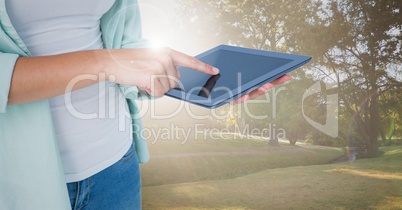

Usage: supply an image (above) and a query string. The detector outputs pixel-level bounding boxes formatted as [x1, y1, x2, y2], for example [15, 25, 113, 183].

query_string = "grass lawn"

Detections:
[141, 142, 402, 210]
[141, 138, 344, 186]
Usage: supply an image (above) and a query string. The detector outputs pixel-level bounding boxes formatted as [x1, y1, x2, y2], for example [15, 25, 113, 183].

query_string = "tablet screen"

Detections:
[177, 49, 293, 99]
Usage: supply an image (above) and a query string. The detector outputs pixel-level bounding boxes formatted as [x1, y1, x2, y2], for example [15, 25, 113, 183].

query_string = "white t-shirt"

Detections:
[6, 0, 133, 183]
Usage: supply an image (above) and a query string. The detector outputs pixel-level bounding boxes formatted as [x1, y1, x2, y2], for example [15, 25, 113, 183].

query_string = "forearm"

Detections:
[7, 47, 218, 105]
[8, 50, 105, 104]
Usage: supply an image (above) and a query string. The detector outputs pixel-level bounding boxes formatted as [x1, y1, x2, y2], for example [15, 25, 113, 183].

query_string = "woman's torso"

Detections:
[5, 0, 133, 182]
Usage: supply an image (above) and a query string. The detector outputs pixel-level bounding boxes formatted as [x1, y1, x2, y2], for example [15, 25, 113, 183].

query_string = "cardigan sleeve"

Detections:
[101, 0, 150, 49]
[0, 52, 19, 113]
[117, 0, 150, 49]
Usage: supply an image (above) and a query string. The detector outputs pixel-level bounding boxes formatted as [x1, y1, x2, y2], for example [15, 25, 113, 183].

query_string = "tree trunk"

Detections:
[288, 137, 297, 146]
[379, 129, 387, 146]
[367, 92, 380, 157]
[269, 126, 280, 146]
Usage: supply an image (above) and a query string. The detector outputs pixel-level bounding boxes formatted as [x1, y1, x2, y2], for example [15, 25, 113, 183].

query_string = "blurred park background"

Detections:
[137, 0, 402, 209]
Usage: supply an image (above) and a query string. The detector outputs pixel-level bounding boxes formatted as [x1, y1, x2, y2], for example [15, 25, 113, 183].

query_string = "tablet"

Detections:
[165, 45, 311, 109]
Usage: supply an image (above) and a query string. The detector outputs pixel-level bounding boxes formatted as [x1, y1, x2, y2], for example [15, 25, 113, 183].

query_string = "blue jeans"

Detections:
[67, 143, 141, 210]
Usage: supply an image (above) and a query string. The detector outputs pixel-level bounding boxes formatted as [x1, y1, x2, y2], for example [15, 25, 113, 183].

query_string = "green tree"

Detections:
[176, 0, 326, 145]
[176, 0, 322, 53]
[176, 0, 402, 157]
[378, 89, 402, 144]
[299, 0, 402, 157]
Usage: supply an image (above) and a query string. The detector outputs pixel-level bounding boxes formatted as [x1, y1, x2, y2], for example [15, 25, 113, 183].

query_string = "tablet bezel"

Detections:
[165, 45, 311, 109]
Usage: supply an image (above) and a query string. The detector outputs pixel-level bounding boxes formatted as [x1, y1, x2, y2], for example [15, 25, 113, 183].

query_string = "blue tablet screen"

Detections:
[177, 50, 292, 99]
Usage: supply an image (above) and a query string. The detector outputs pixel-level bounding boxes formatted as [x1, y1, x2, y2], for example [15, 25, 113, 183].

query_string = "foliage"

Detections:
[175, 0, 402, 157]
[308, 0, 402, 157]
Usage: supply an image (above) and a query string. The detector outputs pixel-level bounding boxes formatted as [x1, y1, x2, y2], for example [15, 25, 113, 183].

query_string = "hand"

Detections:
[103, 48, 219, 97]
[9, 48, 218, 104]
[230, 74, 291, 104]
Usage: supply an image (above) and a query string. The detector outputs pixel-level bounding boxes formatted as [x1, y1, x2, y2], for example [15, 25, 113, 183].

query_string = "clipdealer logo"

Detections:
[302, 81, 339, 138]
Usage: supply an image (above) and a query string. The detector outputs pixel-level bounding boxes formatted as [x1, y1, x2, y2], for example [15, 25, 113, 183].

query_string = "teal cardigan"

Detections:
[0, 0, 151, 209]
